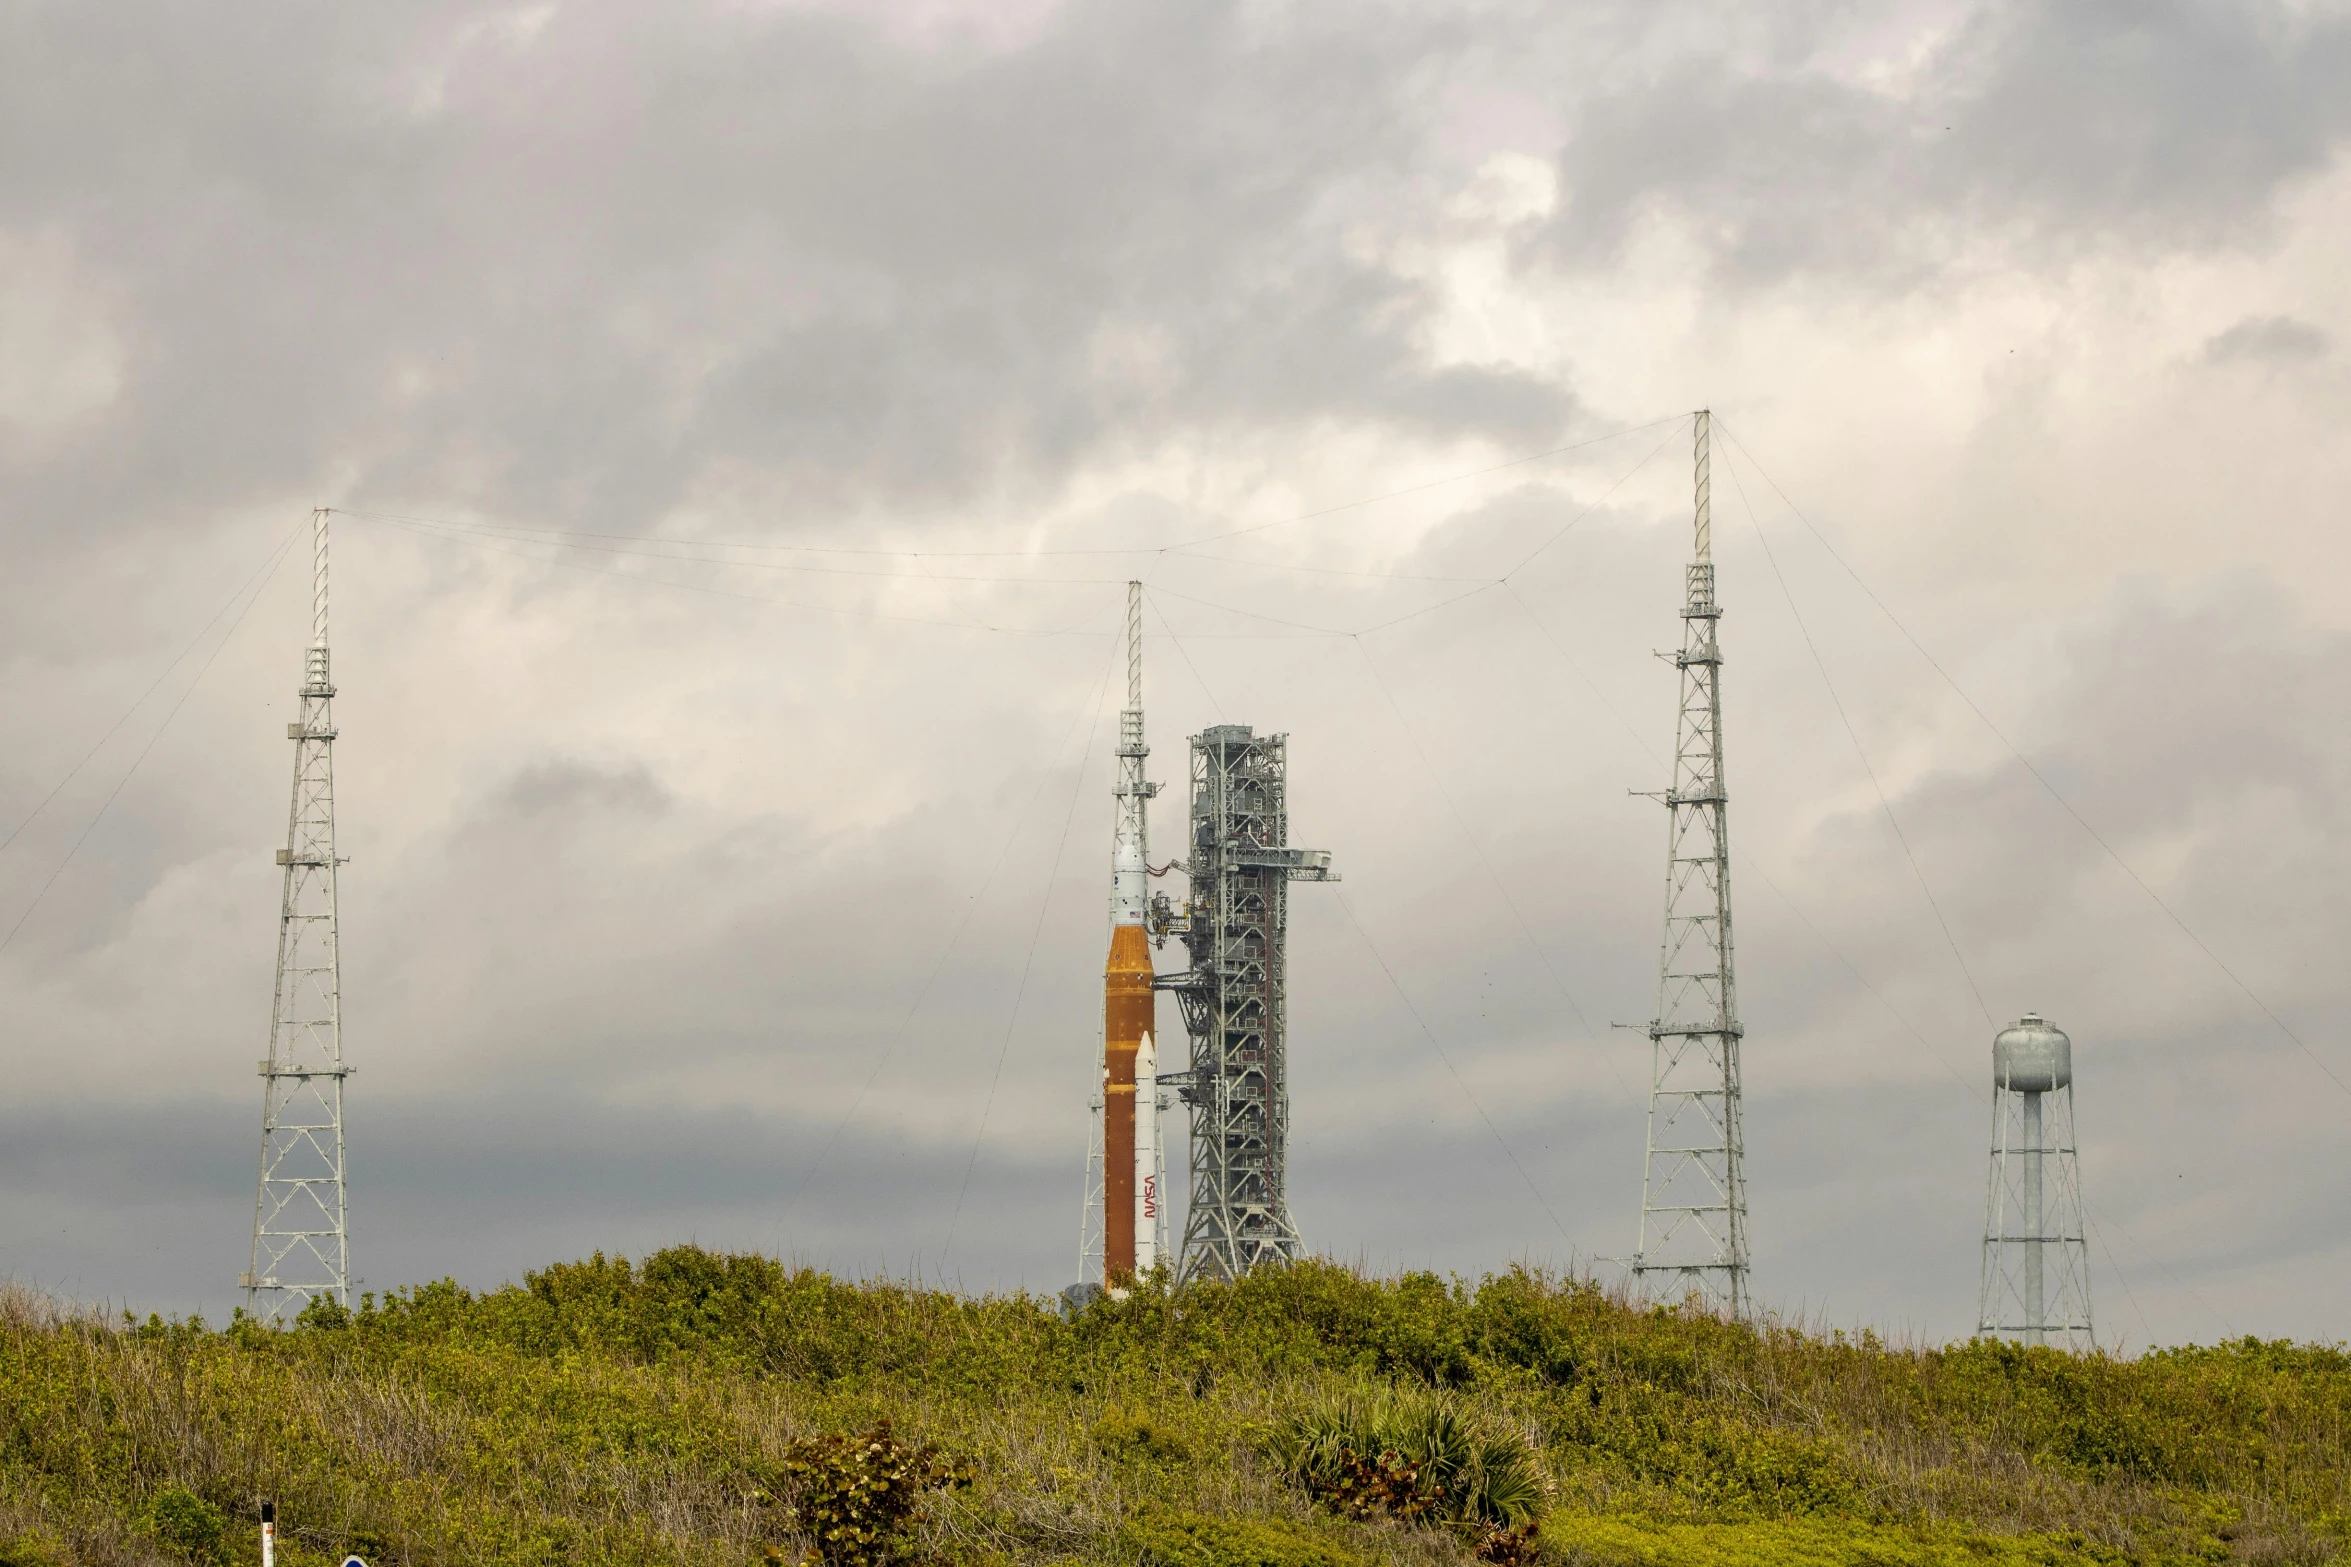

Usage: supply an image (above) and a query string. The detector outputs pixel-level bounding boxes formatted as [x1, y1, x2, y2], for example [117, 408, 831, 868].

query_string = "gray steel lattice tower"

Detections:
[242, 509, 350, 1322]
[1156, 725, 1335, 1282]
[1978, 1015, 2094, 1348]
[1633, 410, 1751, 1317]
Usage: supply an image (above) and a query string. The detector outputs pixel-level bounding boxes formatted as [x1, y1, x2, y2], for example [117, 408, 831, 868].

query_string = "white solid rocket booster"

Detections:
[1134, 1029, 1159, 1273]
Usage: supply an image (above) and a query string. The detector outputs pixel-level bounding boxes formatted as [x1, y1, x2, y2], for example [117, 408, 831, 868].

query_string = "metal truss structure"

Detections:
[1076, 1063, 1105, 1284]
[1633, 411, 1751, 1318]
[1077, 1059, 1171, 1283]
[242, 509, 350, 1322]
[1978, 1015, 2094, 1348]
[1152, 724, 1335, 1283]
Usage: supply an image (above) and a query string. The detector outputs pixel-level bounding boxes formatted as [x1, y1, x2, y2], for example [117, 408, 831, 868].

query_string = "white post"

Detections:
[2023, 1088, 2045, 1342]
[261, 1501, 276, 1567]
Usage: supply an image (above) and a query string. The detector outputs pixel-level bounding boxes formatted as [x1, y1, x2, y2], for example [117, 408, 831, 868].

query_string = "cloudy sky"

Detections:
[2, 0, 2347, 1347]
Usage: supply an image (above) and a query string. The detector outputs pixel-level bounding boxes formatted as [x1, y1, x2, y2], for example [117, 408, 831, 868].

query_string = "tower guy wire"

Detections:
[0, 520, 309, 866]
[1349, 634, 1603, 1047]
[1714, 421, 2350, 1102]
[940, 632, 1127, 1266]
[777, 625, 1127, 1242]
[1149, 592, 1581, 1250]
[1330, 887, 1576, 1247]
[1717, 445, 1996, 1031]
[0, 522, 309, 960]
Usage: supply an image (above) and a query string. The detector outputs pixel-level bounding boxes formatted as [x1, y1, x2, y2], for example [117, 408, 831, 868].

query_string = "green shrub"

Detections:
[1542, 1512, 2130, 1566]
[1095, 1408, 1192, 1464]
[781, 1419, 970, 1567]
[1, 1252, 2346, 1567]
[136, 1485, 227, 1563]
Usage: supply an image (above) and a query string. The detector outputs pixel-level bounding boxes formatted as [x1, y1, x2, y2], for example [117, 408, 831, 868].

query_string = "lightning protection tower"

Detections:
[242, 508, 351, 1322]
[1978, 1014, 2094, 1348]
[1155, 724, 1336, 1283]
[1632, 410, 1751, 1318]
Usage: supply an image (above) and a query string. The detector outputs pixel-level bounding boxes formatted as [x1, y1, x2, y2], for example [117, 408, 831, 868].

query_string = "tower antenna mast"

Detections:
[242, 508, 351, 1321]
[1632, 410, 1751, 1316]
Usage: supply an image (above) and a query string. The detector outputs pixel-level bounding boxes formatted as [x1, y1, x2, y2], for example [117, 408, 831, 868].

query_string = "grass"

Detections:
[0, 1249, 2343, 1566]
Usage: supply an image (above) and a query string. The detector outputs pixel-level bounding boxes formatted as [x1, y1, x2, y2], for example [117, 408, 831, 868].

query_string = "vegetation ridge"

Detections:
[0, 1250, 2343, 1566]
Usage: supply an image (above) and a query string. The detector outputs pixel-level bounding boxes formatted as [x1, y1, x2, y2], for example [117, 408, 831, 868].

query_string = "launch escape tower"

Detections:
[1978, 1015, 2094, 1347]
[243, 509, 351, 1321]
[1154, 725, 1336, 1283]
[1632, 410, 1752, 1317]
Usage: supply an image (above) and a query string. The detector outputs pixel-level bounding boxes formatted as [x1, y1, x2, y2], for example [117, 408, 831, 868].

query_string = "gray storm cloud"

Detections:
[0, 0, 2347, 1347]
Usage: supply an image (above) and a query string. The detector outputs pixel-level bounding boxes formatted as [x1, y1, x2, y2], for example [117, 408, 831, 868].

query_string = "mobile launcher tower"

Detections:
[1977, 1014, 2094, 1348]
[1152, 724, 1337, 1283]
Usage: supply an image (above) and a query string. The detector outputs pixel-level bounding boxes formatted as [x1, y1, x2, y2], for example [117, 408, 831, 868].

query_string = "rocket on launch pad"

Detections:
[1104, 581, 1161, 1286]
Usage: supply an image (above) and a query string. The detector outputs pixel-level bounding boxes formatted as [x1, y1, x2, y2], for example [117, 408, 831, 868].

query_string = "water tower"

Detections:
[1976, 1014, 2094, 1348]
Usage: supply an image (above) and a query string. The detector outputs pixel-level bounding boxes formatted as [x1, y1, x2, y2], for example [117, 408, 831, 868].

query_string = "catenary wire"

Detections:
[379, 509, 1490, 585]
[339, 510, 1112, 637]
[344, 410, 1690, 643]
[1162, 551, 1493, 584]
[1142, 578, 1503, 640]
[330, 413, 1686, 567]
[367, 510, 1390, 640]
[1498, 417, 1694, 582]
[1163, 414, 1690, 552]
[339, 507, 1126, 586]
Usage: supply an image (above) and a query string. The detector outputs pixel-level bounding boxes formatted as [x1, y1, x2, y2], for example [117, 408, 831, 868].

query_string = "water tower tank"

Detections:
[1993, 1014, 2071, 1092]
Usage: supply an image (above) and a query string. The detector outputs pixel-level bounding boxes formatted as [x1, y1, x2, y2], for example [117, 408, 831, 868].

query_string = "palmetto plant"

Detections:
[1268, 1386, 1547, 1557]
